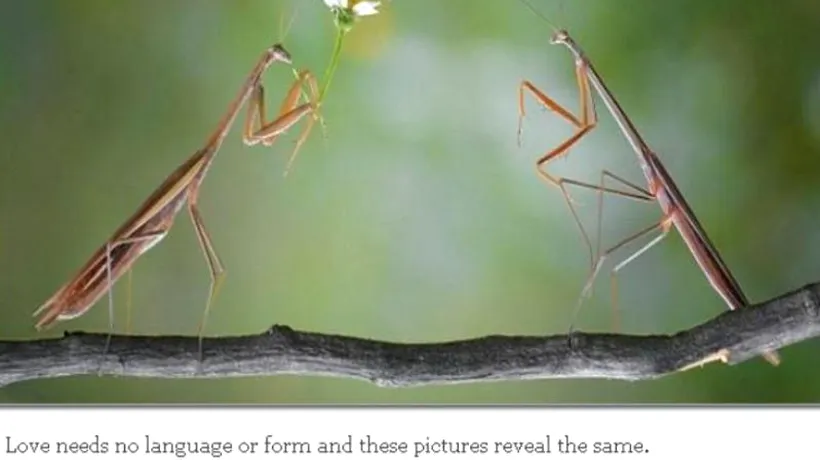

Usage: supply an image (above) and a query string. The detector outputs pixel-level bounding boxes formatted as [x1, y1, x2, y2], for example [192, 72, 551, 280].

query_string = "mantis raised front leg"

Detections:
[244, 70, 322, 177]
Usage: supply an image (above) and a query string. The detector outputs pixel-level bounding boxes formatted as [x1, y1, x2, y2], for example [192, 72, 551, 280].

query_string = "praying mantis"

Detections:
[517, 21, 781, 365]
[33, 40, 321, 360]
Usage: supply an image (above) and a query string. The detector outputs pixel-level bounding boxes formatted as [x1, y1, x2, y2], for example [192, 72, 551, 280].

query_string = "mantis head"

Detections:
[268, 43, 292, 65]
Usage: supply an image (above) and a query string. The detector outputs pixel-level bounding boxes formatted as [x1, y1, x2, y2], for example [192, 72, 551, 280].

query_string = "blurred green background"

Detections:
[1, 0, 820, 403]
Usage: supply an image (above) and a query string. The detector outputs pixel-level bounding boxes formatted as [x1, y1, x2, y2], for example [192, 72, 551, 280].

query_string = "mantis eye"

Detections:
[549, 29, 570, 45]
[270, 44, 292, 64]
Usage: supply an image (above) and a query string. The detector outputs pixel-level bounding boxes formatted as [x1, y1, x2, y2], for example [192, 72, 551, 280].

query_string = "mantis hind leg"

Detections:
[98, 230, 168, 373]
[186, 199, 226, 365]
[568, 214, 672, 336]
[125, 268, 133, 335]
[593, 170, 657, 331]
[527, 167, 656, 332]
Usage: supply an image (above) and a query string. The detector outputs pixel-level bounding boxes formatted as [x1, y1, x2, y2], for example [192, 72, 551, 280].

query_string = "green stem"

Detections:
[318, 26, 347, 105]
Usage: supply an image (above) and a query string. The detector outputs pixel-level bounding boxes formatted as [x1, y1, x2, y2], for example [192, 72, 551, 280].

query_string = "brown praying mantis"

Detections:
[33, 40, 321, 360]
[517, 19, 781, 365]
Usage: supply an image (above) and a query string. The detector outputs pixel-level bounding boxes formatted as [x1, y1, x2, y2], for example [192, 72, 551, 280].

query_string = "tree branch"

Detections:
[2, 281, 819, 389]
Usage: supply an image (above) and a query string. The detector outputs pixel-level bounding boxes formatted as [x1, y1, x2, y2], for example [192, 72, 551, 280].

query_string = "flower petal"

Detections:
[352, 1, 380, 16]
[323, 0, 347, 9]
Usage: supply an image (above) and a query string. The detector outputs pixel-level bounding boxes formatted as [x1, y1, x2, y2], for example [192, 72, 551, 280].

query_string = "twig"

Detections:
[2, 281, 819, 388]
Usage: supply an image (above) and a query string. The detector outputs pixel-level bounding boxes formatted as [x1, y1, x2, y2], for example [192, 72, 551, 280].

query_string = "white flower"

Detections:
[323, 0, 381, 20]
[350, 1, 380, 16]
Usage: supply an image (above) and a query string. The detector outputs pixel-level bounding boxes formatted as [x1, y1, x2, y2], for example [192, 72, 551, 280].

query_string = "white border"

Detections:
[1, 407, 813, 459]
